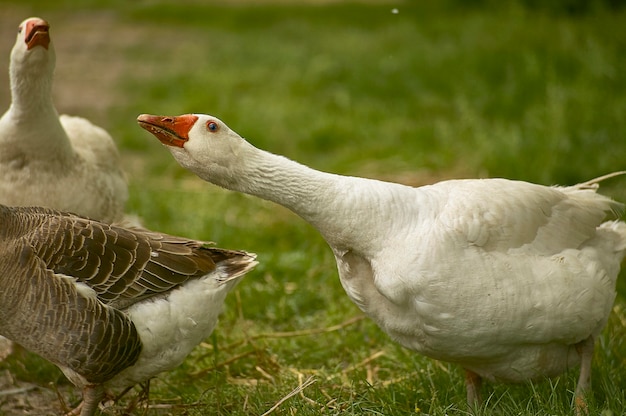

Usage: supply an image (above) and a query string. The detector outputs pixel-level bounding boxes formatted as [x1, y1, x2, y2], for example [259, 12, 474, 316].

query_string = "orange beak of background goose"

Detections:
[25, 18, 50, 50]
[137, 114, 198, 148]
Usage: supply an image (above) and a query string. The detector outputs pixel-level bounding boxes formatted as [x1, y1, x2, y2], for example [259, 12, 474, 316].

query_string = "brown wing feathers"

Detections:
[17, 208, 224, 308]
[0, 245, 142, 384]
[0, 205, 252, 312]
[0, 205, 255, 387]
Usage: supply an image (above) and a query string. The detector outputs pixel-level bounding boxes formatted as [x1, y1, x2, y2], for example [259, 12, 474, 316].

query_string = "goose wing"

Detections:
[434, 178, 620, 253]
[19, 207, 226, 309]
[0, 243, 141, 384]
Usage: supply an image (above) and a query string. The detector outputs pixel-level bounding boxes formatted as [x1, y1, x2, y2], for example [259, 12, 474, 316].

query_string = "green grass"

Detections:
[1, 1, 626, 415]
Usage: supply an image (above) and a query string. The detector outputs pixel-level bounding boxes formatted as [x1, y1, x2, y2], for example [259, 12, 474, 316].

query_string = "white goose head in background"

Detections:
[138, 112, 626, 416]
[21, 17, 51, 50]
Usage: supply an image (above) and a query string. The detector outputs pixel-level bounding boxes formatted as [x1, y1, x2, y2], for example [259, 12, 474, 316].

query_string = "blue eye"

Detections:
[207, 121, 219, 132]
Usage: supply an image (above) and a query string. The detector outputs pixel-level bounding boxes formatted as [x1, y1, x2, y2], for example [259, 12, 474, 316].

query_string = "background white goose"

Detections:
[138, 112, 626, 415]
[0, 17, 128, 223]
[0, 204, 257, 416]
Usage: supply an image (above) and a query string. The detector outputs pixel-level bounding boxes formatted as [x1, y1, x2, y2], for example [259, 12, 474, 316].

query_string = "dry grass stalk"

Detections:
[260, 376, 317, 416]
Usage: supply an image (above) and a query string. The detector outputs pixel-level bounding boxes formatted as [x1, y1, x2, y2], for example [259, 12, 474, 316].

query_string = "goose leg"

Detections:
[122, 380, 151, 414]
[465, 369, 482, 409]
[140, 379, 151, 408]
[574, 336, 594, 416]
[80, 384, 105, 416]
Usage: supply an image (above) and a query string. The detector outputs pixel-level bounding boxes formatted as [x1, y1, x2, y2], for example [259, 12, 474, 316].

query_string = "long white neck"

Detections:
[1, 47, 73, 160]
[179, 139, 416, 253]
[9, 66, 54, 120]
[233, 150, 340, 220]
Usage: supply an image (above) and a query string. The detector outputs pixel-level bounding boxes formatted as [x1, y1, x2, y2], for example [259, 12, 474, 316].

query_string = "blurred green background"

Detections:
[0, 1, 625, 415]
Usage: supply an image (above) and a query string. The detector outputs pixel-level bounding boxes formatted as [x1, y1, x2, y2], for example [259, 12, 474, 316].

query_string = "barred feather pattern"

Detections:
[0, 204, 256, 396]
[0, 245, 141, 383]
[2, 205, 250, 309]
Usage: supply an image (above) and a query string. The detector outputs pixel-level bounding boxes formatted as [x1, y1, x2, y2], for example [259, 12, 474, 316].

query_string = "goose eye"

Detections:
[207, 121, 219, 132]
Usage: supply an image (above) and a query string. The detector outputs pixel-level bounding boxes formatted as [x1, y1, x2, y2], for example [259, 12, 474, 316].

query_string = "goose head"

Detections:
[21, 17, 51, 50]
[137, 113, 252, 189]
[11, 17, 54, 72]
[7, 17, 56, 115]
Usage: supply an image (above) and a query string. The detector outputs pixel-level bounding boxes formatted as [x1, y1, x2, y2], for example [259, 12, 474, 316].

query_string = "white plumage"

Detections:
[0, 17, 127, 223]
[138, 113, 626, 414]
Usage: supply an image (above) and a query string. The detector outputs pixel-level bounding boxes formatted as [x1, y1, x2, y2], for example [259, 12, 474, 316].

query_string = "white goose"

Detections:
[138, 113, 626, 414]
[0, 17, 128, 223]
[0, 204, 257, 416]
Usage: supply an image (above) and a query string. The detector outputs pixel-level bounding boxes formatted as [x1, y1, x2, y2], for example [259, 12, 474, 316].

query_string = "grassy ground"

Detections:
[0, 1, 625, 415]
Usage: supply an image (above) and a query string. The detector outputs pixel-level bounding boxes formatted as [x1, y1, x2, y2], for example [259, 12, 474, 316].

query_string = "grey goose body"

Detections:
[0, 205, 257, 416]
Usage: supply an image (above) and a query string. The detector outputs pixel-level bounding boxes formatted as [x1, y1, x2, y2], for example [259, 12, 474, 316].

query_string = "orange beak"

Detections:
[137, 114, 199, 148]
[25, 18, 50, 50]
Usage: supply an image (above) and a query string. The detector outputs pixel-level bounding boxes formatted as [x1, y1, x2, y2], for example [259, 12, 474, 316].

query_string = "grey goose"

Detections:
[0, 204, 257, 416]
